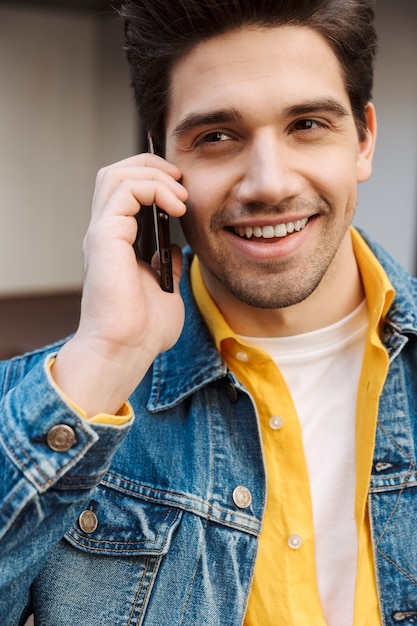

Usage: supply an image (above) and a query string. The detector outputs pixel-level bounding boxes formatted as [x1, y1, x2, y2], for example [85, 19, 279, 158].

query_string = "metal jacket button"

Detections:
[79, 510, 98, 534]
[233, 486, 252, 509]
[46, 424, 76, 452]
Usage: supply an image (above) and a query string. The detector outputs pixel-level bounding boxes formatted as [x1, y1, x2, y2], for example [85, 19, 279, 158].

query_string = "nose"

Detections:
[236, 131, 302, 207]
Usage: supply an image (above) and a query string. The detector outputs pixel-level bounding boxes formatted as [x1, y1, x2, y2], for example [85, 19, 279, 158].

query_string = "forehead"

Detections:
[166, 25, 350, 133]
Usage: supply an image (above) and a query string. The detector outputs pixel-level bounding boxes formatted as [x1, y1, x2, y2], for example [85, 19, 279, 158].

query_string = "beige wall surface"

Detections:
[0, 6, 137, 296]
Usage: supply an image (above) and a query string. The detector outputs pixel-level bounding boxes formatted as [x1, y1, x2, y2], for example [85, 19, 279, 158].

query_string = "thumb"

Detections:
[150, 244, 183, 292]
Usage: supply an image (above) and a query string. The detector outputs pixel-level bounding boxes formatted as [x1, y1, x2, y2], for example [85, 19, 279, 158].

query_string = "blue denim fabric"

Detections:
[361, 235, 417, 625]
[0, 348, 134, 623]
[1, 231, 417, 625]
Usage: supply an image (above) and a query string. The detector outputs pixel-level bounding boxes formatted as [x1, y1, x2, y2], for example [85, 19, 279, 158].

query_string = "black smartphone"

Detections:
[134, 134, 174, 293]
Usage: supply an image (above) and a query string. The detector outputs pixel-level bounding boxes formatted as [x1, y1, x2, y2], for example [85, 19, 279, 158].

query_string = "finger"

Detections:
[150, 244, 184, 293]
[100, 179, 187, 220]
[98, 152, 182, 179]
[92, 166, 188, 218]
[95, 163, 186, 197]
[171, 244, 184, 292]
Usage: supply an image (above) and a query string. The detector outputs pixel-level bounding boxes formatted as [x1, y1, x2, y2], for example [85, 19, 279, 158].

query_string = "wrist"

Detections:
[52, 335, 154, 418]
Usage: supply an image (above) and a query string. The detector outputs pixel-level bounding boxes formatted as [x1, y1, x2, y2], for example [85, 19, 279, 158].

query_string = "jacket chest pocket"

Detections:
[34, 484, 183, 626]
[66, 484, 181, 556]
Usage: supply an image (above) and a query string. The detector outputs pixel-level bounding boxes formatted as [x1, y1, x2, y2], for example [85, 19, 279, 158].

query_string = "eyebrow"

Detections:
[171, 108, 243, 139]
[283, 98, 351, 119]
[171, 97, 350, 139]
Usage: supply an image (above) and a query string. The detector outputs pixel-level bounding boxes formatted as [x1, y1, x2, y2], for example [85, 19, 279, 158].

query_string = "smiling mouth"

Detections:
[233, 217, 309, 239]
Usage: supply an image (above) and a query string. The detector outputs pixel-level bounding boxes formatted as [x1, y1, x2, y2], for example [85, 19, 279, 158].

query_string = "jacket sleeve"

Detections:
[0, 351, 134, 601]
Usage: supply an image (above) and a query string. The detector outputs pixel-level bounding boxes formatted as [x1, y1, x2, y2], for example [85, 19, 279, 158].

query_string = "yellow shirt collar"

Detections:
[190, 254, 240, 352]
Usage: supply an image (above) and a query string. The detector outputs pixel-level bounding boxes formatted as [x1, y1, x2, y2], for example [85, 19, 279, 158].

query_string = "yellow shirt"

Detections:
[190, 227, 394, 625]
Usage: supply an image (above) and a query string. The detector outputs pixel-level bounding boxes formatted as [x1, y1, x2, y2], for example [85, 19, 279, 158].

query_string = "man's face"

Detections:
[165, 26, 375, 311]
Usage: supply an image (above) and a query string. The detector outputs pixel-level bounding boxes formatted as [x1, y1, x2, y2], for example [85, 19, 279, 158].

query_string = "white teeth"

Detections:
[263, 225, 275, 239]
[236, 218, 308, 239]
[274, 223, 287, 237]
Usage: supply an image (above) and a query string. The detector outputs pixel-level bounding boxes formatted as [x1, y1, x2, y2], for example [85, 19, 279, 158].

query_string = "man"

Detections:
[1, 1, 417, 624]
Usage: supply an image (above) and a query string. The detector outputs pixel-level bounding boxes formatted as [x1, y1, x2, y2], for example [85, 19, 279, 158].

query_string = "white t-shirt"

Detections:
[238, 299, 369, 625]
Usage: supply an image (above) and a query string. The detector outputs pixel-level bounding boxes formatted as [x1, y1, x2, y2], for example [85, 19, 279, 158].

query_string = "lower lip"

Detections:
[225, 220, 313, 260]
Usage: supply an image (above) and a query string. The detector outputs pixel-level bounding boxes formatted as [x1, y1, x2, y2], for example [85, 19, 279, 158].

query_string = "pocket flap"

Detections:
[65, 484, 182, 556]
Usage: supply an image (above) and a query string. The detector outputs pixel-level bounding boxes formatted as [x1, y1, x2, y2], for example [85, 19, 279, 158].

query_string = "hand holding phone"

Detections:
[53, 150, 187, 417]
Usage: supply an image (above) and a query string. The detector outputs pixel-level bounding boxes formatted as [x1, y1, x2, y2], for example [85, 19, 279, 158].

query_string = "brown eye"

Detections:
[292, 119, 324, 132]
[201, 131, 230, 143]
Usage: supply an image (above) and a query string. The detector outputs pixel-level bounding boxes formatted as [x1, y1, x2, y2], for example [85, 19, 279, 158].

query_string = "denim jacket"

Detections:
[1, 232, 417, 626]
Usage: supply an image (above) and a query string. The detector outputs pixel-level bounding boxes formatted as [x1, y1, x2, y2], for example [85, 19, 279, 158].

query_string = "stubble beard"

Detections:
[202, 249, 336, 310]
[183, 197, 354, 310]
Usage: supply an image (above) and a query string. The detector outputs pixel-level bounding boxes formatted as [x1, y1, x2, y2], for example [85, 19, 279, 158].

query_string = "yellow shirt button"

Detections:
[288, 534, 303, 550]
[235, 351, 250, 363]
[269, 416, 284, 430]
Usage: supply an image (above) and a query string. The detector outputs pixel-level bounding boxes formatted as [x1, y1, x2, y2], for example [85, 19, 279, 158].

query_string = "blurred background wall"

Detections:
[0, 0, 416, 358]
[0, 0, 136, 355]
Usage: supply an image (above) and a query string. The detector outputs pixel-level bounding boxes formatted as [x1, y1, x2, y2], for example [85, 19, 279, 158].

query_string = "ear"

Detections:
[356, 102, 377, 183]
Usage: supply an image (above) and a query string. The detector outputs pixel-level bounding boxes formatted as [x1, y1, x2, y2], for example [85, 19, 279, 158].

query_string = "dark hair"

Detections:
[120, 0, 376, 154]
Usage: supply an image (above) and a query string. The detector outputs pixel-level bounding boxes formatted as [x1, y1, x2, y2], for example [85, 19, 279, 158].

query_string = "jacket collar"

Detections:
[147, 248, 228, 411]
[357, 229, 417, 330]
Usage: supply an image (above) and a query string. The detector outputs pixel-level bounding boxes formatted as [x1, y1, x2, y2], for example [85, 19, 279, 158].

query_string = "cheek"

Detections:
[180, 201, 206, 246]
[181, 157, 240, 207]
[180, 171, 228, 234]
[183, 169, 226, 206]
[308, 155, 358, 205]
